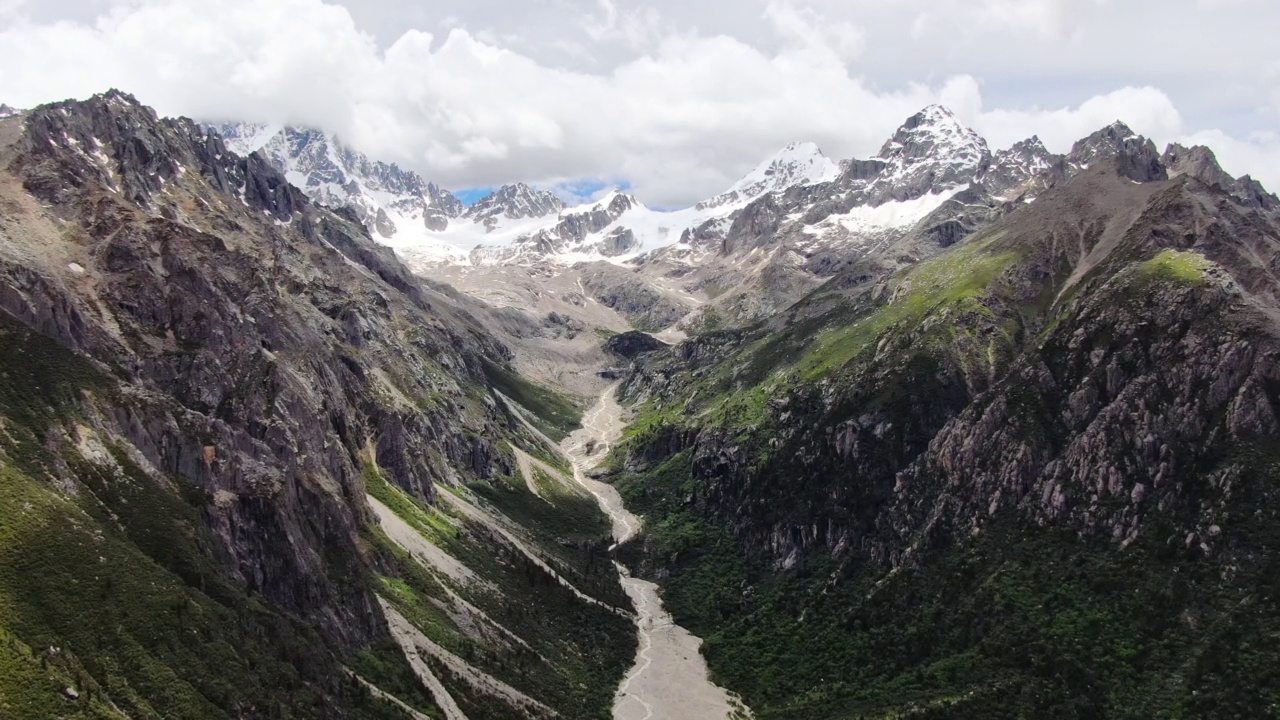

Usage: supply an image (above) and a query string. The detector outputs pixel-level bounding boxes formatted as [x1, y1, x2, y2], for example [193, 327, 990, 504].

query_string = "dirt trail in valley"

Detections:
[560, 388, 639, 546]
[560, 386, 750, 720]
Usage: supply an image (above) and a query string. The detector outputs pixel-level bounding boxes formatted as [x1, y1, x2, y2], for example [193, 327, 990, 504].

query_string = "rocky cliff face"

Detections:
[0, 92, 631, 719]
[610, 146, 1280, 717]
[10, 92, 514, 608]
[626, 146, 1280, 566]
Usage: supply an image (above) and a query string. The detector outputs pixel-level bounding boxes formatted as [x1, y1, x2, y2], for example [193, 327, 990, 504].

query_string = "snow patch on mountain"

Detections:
[807, 185, 968, 240]
[217, 122, 283, 156]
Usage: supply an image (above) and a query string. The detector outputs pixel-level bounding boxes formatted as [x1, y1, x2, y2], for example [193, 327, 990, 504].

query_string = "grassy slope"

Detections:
[481, 360, 584, 442]
[611, 237, 1280, 718]
[621, 232, 1026, 440]
[366, 460, 633, 720]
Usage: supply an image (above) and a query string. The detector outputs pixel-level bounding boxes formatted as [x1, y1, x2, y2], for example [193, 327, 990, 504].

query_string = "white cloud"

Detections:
[1, 0, 1277, 205]
[974, 86, 1185, 152]
[763, 0, 864, 61]
[912, 0, 1108, 41]
[1195, 0, 1258, 6]
[581, 0, 664, 51]
[0, 0, 24, 20]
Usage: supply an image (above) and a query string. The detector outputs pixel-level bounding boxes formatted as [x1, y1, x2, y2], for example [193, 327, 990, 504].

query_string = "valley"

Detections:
[0, 84, 1278, 720]
[562, 387, 749, 720]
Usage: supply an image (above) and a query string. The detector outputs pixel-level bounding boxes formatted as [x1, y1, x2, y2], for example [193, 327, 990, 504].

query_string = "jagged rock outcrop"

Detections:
[465, 182, 565, 227]
[1163, 142, 1280, 211]
[604, 330, 669, 359]
[1067, 120, 1167, 182]
[212, 122, 466, 236]
[984, 135, 1064, 197]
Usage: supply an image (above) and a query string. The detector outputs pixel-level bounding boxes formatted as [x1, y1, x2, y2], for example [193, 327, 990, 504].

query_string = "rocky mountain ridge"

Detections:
[0, 91, 634, 719]
[213, 106, 1100, 338]
[215, 106, 1277, 299]
[464, 181, 565, 227]
[212, 122, 466, 237]
[605, 130, 1280, 717]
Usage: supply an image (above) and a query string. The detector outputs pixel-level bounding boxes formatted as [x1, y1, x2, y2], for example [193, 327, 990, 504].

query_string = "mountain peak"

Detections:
[856, 105, 991, 202]
[1162, 143, 1232, 187]
[1163, 142, 1279, 209]
[904, 104, 961, 128]
[770, 141, 833, 167]
[1068, 120, 1165, 182]
[1073, 120, 1142, 149]
[99, 88, 143, 106]
[465, 182, 565, 225]
[594, 188, 642, 211]
[1105, 119, 1136, 135]
[996, 135, 1056, 167]
[878, 105, 987, 162]
[699, 141, 840, 211]
[1011, 135, 1047, 151]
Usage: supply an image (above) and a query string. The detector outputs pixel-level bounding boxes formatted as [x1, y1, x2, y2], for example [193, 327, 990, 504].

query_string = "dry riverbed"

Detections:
[562, 386, 750, 720]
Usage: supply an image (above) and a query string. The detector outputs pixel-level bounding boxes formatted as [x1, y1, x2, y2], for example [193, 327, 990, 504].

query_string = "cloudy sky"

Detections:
[1, 0, 1277, 206]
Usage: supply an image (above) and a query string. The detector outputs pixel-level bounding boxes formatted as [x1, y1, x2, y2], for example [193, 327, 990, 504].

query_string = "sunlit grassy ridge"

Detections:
[622, 231, 1026, 436]
[795, 234, 1021, 379]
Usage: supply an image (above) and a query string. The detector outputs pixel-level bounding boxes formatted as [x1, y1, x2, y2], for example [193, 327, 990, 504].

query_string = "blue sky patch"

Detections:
[454, 187, 496, 206]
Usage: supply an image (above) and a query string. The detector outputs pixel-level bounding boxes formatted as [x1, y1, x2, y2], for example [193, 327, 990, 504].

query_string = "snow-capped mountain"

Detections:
[863, 104, 991, 202]
[204, 105, 1277, 333]
[464, 182, 564, 227]
[206, 106, 1219, 281]
[668, 105, 1016, 262]
[0, 104, 20, 118]
[204, 120, 867, 267]
[699, 141, 840, 210]
[409, 141, 853, 266]
[209, 123, 466, 257]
